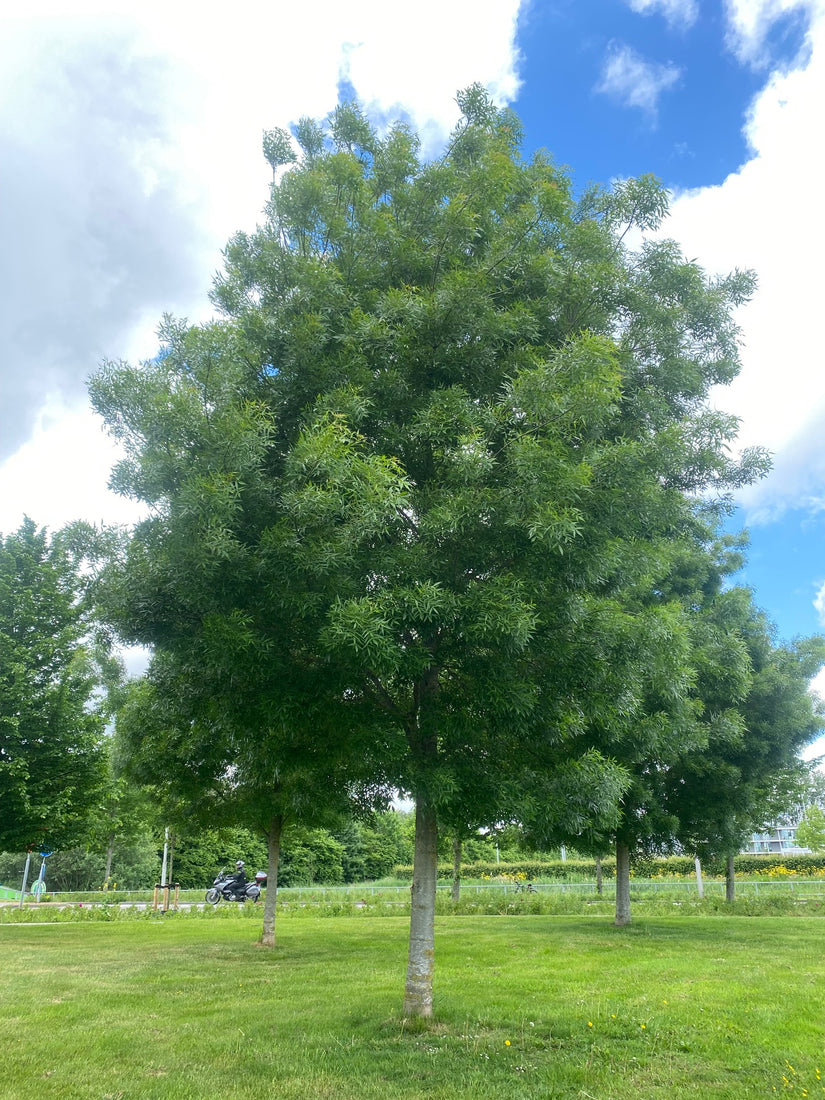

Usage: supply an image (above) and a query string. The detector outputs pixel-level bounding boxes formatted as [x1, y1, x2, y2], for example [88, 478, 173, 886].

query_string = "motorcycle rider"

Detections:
[229, 860, 247, 900]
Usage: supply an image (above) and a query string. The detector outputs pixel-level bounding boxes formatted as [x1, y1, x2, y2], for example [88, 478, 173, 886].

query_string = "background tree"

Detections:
[609, 535, 756, 924]
[0, 519, 109, 852]
[518, 528, 755, 926]
[112, 647, 390, 944]
[0, 841, 158, 893]
[91, 88, 765, 1015]
[666, 598, 825, 899]
[86, 770, 160, 888]
[795, 805, 825, 854]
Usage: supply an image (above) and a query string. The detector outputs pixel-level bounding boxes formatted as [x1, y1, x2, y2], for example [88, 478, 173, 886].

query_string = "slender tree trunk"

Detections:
[726, 853, 736, 903]
[451, 836, 461, 903]
[614, 840, 631, 927]
[404, 795, 438, 1017]
[260, 815, 283, 947]
[168, 834, 175, 887]
[694, 856, 704, 899]
[104, 835, 115, 886]
[595, 856, 603, 896]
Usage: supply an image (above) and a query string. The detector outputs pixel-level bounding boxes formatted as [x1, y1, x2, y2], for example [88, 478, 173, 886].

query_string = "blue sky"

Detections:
[514, 0, 802, 189]
[1, 0, 824, 660]
[514, 0, 825, 647]
[725, 507, 825, 642]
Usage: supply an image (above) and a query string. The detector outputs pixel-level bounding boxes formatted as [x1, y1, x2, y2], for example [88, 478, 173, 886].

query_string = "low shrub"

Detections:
[393, 852, 825, 882]
[732, 853, 825, 876]
[392, 858, 616, 881]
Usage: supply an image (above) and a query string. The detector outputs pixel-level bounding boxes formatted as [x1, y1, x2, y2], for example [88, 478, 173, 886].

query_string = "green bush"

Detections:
[731, 853, 825, 876]
[634, 854, 711, 877]
[361, 813, 413, 880]
[393, 858, 617, 881]
[279, 830, 346, 886]
[172, 827, 268, 888]
[0, 840, 159, 892]
[393, 852, 825, 882]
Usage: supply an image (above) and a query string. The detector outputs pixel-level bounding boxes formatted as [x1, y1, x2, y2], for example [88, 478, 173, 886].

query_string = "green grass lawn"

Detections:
[1, 913, 822, 1098]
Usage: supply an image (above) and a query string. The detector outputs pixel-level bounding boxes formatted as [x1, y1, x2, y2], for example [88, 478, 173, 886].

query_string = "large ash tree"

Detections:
[91, 87, 763, 1016]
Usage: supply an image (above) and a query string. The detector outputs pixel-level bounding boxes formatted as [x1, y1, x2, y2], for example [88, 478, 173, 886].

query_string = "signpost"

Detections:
[31, 852, 52, 903]
[17, 851, 32, 910]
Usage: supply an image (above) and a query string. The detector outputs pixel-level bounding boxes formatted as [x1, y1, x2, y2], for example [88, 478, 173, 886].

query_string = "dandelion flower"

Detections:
[505, 1040, 510, 1047]
[588, 1022, 593, 1028]
[641, 1024, 646, 1030]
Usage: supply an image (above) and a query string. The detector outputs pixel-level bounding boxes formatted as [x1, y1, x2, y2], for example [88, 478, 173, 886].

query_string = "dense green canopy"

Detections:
[0, 520, 107, 851]
[91, 87, 770, 1014]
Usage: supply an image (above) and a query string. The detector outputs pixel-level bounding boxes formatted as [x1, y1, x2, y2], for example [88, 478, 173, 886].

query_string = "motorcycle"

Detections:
[205, 869, 267, 905]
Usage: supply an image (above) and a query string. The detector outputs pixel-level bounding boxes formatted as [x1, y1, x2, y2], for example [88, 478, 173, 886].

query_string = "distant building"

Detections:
[743, 822, 808, 855]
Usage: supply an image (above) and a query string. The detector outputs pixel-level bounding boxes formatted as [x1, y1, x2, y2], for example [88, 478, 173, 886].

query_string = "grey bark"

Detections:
[614, 840, 631, 926]
[595, 856, 603, 896]
[261, 815, 283, 947]
[726, 853, 736, 903]
[104, 836, 115, 885]
[451, 836, 461, 903]
[403, 796, 438, 1017]
[694, 856, 704, 898]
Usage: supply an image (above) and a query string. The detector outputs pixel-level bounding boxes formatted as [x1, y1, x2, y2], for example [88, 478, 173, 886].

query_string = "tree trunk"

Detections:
[694, 856, 704, 899]
[404, 796, 438, 1017]
[260, 815, 283, 947]
[104, 835, 115, 886]
[726, 853, 735, 903]
[167, 834, 175, 887]
[614, 840, 631, 927]
[595, 856, 603, 896]
[451, 836, 461, 903]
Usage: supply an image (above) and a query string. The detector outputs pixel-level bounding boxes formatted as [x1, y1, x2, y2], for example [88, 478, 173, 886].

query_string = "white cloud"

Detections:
[725, 0, 821, 65]
[0, 0, 524, 535]
[625, 0, 700, 29]
[814, 581, 825, 625]
[0, 399, 145, 537]
[807, 664, 825, 765]
[0, 21, 210, 459]
[595, 42, 681, 116]
[736, 411, 825, 524]
[655, 2, 825, 523]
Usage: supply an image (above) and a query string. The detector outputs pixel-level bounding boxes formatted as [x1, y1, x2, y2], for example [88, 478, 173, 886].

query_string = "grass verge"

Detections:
[2, 913, 823, 1098]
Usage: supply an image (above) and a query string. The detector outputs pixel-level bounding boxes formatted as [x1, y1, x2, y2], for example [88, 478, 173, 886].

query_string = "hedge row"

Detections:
[731, 853, 825, 876]
[637, 854, 825, 877]
[393, 853, 825, 881]
[393, 860, 616, 881]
